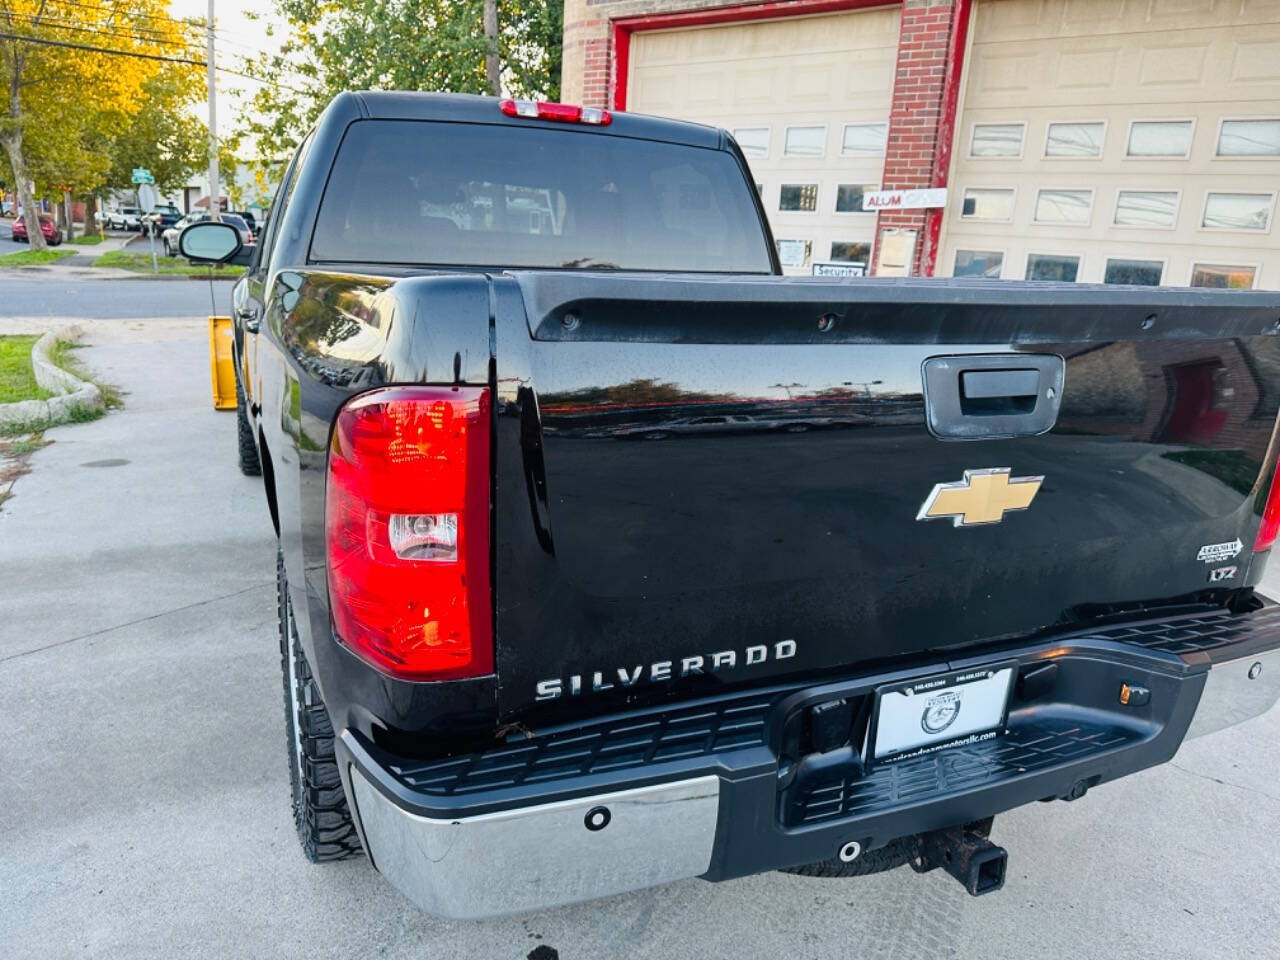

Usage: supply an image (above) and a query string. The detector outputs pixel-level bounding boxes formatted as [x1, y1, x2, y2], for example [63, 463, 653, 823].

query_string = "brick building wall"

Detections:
[871, 0, 967, 277]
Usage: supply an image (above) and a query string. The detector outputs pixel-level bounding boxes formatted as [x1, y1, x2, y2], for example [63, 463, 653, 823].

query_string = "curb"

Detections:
[0, 326, 104, 428]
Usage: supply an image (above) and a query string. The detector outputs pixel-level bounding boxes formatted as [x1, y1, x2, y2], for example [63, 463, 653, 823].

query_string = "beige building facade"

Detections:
[562, 0, 1280, 286]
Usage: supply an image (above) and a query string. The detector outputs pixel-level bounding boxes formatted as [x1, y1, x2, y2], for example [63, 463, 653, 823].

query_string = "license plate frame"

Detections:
[865, 662, 1017, 767]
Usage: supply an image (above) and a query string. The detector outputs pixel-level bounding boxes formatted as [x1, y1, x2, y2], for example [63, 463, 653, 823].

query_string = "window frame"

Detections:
[733, 126, 771, 159]
[952, 248, 1006, 279]
[1031, 186, 1095, 227]
[1214, 116, 1280, 160]
[959, 185, 1017, 223]
[1199, 191, 1277, 233]
[783, 125, 827, 159]
[1024, 251, 1084, 283]
[778, 183, 820, 214]
[839, 122, 889, 158]
[833, 183, 879, 215]
[967, 121, 1027, 160]
[1111, 187, 1182, 230]
[828, 240, 872, 264]
[1102, 256, 1167, 287]
[1123, 118, 1197, 161]
[1187, 261, 1261, 290]
[1042, 119, 1109, 160]
[775, 237, 813, 269]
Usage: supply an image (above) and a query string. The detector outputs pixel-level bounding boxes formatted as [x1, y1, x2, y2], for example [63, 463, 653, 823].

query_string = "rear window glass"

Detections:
[310, 120, 772, 272]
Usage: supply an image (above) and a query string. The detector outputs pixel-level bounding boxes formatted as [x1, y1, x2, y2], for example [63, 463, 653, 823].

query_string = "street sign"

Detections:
[812, 261, 866, 278]
[862, 188, 947, 211]
[137, 182, 157, 211]
[131, 167, 154, 185]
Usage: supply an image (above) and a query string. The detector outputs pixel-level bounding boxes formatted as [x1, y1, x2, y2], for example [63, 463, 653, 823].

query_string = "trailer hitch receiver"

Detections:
[912, 826, 1008, 896]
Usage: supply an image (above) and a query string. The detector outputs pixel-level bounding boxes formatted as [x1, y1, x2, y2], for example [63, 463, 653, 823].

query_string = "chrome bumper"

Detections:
[342, 607, 1280, 920]
[349, 768, 719, 920]
[1186, 645, 1280, 739]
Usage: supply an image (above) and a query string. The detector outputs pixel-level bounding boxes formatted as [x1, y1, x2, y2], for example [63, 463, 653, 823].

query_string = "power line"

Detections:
[0, 29, 203, 64]
[2, 13, 196, 51]
[0, 30, 307, 92]
[4, 0, 260, 52]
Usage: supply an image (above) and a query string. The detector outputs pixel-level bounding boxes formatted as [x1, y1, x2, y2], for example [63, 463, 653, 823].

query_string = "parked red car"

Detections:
[11, 214, 63, 245]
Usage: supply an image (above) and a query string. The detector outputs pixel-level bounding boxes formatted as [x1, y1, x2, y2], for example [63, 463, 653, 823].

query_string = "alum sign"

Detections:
[862, 188, 948, 211]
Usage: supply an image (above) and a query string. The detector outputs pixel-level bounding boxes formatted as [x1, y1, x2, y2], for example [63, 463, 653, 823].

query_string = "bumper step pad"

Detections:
[785, 718, 1138, 827]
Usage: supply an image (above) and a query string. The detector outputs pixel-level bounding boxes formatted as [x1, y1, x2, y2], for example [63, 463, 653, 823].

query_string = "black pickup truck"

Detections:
[179, 92, 1280, 919]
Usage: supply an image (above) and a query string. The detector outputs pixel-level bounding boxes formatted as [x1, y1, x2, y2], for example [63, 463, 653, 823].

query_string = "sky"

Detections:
[168, 0, 283, 139]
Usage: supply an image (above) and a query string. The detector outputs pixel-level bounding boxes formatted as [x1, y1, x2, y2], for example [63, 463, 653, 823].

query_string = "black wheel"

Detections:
[780, 838, 914, 878]
[278, 549, 363, 862]
[236, 380, 261, 476]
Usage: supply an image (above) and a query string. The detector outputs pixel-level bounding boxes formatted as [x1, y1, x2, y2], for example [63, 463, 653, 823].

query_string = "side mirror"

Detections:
[179, 221, 243, 263]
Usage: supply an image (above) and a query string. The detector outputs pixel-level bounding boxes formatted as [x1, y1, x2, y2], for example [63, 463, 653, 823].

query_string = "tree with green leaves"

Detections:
[237, 0, 562, 166]
[0, 0, 198, 249]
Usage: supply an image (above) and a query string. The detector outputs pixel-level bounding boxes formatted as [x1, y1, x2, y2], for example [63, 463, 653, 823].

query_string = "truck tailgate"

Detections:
[492, 274, 1280, 724]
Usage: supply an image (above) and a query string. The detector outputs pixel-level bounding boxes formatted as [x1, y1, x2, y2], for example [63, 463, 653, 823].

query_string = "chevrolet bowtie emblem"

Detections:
[917, 468, 1044, 527]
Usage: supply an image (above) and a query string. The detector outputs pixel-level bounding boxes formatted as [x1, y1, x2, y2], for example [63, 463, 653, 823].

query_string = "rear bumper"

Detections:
[339, 605, 1280, 919]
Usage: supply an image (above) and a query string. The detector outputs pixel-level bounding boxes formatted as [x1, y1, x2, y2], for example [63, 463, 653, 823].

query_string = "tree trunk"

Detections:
[63, 190, 75, 242]
[0, 133, 47, 252]
[83, 195, 100, 237]
[483, 0, 501, 96]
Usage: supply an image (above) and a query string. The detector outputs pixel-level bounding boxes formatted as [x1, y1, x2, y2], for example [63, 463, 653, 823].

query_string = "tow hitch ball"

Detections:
[910, 825, 1008, 897]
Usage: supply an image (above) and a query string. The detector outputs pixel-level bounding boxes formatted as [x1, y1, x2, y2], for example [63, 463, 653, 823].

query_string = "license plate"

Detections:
[866, 663, 1015, 765]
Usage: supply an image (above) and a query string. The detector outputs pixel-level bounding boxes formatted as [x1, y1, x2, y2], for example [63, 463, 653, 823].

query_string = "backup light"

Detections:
[499, 98, 612, 126]
[326, 386, 492, 680]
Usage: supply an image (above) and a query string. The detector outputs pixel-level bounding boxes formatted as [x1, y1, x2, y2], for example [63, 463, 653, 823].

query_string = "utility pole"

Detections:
[207, 0, 220, 221]
[483, 0, 500, 95]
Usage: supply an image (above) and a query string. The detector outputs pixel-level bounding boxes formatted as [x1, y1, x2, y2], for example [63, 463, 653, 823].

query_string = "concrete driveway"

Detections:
[2, 318, 1278, 960]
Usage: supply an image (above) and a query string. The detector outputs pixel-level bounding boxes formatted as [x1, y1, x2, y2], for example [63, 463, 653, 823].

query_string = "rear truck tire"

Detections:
[780, 837, 915, 878]
[236, 380, 262, 477]
[278, 549, 363, 862]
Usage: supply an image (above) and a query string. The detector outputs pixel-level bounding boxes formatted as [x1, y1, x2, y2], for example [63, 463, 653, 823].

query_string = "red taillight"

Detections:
[499, 98, 612, 126]
[1255, 467, 1280, 553]
[325, 386, 492, 680]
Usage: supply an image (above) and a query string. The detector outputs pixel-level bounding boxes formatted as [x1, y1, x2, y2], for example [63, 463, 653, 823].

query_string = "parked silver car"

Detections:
[105, 206, 143, 231]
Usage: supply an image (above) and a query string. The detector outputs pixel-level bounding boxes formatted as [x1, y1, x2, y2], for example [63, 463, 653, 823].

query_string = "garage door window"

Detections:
[1202, 193, 1274, 231]
[1126, 120, 1194, 158]
[954, 250, 1004, 278]
[780, 184, 818, 212]
[841, 123, 888, 156]
[1104, 259, 1163, 286]
[1034, 189, 1092, 225]
[830, 241, 871, 263]
[835, 184, 876, 213]
[784, 127, 825, 157]
[970, 123, 1024, 158]
[734, 128, 770, 158]
[1045, 122, 1105, 158]
[1114, 190, 1179, 227]
[1190, 263, 1257, 289]
[1217, 120, 1280, 157]
[961, 188, 1015, 221]
[1026, 254, 1079, 282]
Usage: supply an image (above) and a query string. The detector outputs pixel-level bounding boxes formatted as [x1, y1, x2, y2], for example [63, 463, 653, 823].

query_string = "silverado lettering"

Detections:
[535, 639, 798, 700]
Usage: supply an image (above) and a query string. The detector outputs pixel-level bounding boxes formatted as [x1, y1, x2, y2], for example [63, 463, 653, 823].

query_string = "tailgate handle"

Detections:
[959, 369, 1040, 415]
[923, 355, 1064, 440]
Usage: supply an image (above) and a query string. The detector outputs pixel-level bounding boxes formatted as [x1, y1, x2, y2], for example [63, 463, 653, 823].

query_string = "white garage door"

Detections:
[628, 6, 901, 274]
[939, 0, 1280, 289]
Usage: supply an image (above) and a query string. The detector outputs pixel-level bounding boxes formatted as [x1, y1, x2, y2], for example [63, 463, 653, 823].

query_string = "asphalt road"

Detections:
[1, 275, 235, 319]
[2, 318, 1279, 959]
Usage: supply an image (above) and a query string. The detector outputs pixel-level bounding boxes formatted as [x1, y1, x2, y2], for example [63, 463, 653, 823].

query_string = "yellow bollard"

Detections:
[208, 316, 237, 410]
